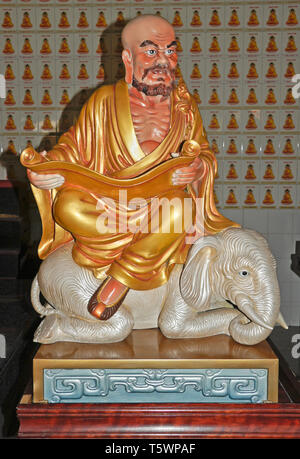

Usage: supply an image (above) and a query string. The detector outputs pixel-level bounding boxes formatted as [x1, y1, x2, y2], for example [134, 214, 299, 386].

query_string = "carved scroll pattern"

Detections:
[44, 368, 268, 404]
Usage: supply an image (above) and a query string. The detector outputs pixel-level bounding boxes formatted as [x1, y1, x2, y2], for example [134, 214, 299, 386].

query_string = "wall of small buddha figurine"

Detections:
[0, 0, 299, 209]
[0, 0, 299, 323]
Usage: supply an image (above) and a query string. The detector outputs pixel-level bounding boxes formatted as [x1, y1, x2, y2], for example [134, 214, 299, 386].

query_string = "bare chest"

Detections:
[129, 96, 171, 155]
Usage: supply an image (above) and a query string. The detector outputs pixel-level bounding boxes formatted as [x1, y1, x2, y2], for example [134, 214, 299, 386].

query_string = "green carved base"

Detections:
[44, 368, 268, 404]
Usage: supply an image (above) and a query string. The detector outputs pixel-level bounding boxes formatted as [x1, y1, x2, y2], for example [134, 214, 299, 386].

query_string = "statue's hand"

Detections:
[172, 156, 206, 186]
[26, 150, 65, 190]
[27, 169, 65, 190]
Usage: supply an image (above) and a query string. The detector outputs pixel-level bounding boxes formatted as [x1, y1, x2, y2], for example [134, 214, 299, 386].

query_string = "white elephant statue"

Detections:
[31, 227, 287, 346]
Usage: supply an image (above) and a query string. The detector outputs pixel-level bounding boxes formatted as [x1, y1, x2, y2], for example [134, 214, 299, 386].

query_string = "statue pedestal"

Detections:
[31, 330, 278, 404]
[17, 330, 300, 438]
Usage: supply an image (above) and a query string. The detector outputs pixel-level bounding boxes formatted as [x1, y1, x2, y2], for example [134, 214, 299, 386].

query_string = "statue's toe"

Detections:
[87, 284, 128, 321]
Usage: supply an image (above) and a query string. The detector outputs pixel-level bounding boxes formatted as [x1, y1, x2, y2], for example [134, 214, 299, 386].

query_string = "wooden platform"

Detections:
[17, 397, 300, 439]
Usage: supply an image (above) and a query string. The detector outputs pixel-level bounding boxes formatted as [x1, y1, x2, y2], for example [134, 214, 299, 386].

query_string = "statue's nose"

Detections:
[156, 51, 169, 66]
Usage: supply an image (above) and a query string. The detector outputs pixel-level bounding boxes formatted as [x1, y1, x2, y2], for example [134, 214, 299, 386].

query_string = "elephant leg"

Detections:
[160, 306, 243, 339]
[33, 308, 134, 344]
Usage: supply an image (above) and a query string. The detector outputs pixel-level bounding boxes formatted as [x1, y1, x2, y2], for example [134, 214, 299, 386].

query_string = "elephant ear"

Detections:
[180, 245, 217, 311]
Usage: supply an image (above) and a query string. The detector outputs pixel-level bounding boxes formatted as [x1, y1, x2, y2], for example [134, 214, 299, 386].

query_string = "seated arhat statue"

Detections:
[21, 15, 287, 348]
[23, 14, 234, 321]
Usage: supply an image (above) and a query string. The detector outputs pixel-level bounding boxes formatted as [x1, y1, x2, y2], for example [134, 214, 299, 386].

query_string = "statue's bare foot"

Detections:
[87, 277, 129, 320]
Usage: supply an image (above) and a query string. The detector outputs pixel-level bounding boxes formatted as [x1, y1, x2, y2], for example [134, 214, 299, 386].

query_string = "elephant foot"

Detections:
[88, 276, 129, 320]
[33, 313, 65, 344]
[34, 310, 135, 344]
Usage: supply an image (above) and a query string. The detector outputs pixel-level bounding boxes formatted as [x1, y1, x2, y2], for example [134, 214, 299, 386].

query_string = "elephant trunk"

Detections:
[229, 292, 279, 345]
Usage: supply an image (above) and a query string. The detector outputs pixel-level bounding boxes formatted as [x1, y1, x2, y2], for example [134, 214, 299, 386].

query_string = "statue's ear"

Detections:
[122, 49, 133, 84]
[180, 246, 217, 310]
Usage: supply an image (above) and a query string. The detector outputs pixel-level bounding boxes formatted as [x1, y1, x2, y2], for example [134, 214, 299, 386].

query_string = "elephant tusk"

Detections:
[276, 312, 288, 330]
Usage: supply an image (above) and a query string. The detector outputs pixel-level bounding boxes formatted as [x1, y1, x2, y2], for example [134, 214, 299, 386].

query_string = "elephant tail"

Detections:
[31, 275, 56, 317]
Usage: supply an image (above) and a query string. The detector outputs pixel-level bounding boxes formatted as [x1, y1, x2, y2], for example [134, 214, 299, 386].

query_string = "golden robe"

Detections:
[30, 79, 236, 289]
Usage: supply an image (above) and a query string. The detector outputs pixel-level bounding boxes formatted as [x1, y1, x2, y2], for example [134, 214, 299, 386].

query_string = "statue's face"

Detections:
[132, 32, 177, 87]
[123, 19, 177, 95]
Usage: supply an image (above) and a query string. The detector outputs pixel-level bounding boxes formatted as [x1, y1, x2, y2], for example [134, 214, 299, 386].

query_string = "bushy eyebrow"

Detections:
[140, 40, 158, 48]
[139, 40, 177, 48]
[167, 40, 177, 48]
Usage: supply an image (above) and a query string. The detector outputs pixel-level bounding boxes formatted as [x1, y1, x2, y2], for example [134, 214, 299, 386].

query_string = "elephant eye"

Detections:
[239, 270, 249, 277]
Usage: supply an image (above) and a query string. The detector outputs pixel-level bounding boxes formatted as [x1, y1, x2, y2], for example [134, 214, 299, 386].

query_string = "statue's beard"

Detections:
[132, 66, 175, 97]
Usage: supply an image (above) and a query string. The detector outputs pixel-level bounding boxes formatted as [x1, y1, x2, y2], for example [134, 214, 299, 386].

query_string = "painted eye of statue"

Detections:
[146, 49, 157, 56]
[239, 270, 249, 277]
[165, 49, 175, 55]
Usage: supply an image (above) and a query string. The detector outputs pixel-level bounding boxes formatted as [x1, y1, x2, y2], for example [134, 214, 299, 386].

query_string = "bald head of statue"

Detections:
[121, 15, 178, 97]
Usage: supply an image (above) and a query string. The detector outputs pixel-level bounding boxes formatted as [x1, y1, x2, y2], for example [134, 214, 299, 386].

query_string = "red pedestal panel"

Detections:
[17, 401, 300, 439]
